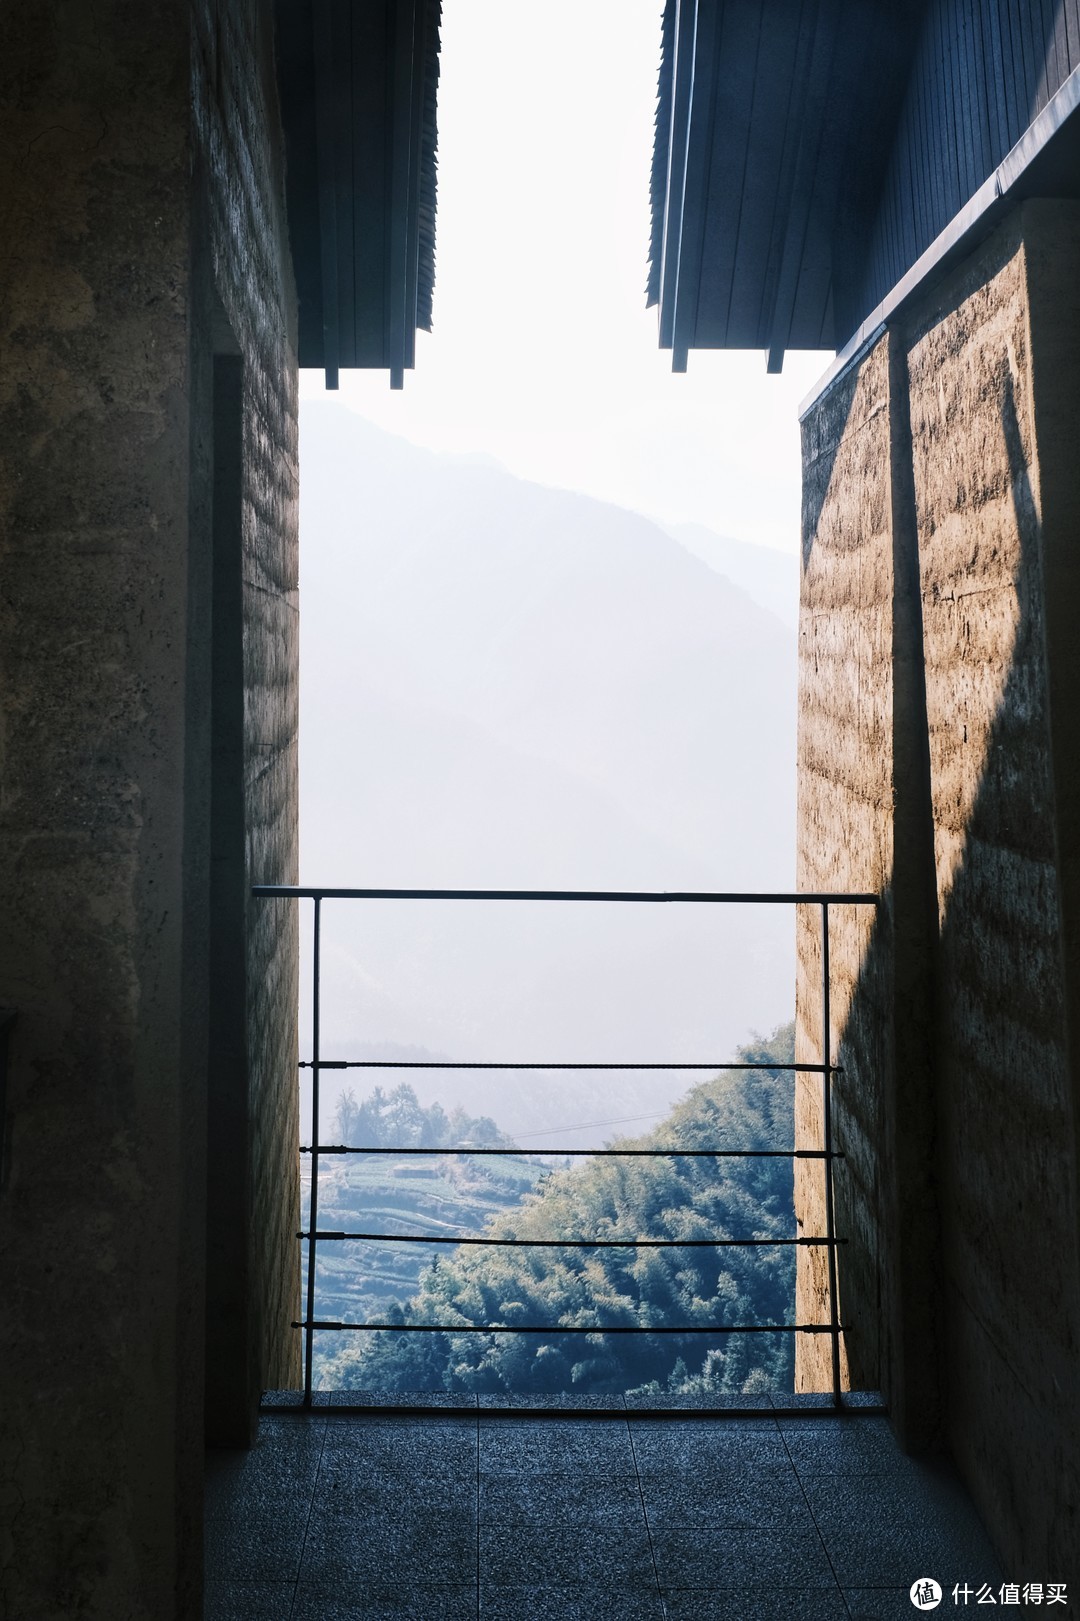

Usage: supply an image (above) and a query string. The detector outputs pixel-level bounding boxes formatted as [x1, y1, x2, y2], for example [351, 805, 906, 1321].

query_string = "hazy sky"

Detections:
[298, 0, 830, 555]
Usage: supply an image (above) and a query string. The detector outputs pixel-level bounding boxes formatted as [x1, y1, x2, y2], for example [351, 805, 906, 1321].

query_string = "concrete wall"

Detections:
[796, 202, 1080, 1581]
[0, 2, 300, 1614]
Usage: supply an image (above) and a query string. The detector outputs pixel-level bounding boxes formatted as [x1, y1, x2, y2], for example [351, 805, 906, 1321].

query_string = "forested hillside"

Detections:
[308, 1088, 545, 1336]
[316, 1023, 798, 1397]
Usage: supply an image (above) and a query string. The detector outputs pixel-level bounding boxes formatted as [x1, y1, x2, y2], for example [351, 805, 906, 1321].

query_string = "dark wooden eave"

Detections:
[275, 0, 440, 389]
[652, 0, 1080, 376]
[649, 0, 920, 371]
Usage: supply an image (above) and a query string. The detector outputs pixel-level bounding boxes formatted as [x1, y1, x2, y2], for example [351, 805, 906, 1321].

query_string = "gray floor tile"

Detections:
[630, 1423, 791, 1474]
[320, 1389, 476, 1411]
[481, 1585, 665, 1619]
[205, 1422, 325, 1516]
[662, 1589, 851, 1620]
[323, 1414, 477, 1443]
[479, 1420, 634, 1476]
[626, 1390, 776, 1412]
[479, 1523, 656, 1587]
[821, 1523, 1000, 1590]
[480, 1471, 646, 1527]
[311, 1475, 475, 1521]
[203, 1579, 295, 1619]
[205, 1430, 323, 1519]
[250, 1413, 329, 1447]
[320, 1423, 477, 1484]
[779, 1416, 922, 1476]
[204, 1408, 1003, 1617]
[478, 1392, 626, 1411]
[292, 1582, 478, 1619]
[638, 1465, 810, 1529]
[651, 1525, 838, 1589]
[204, 1515, 308, 1583]
[775, 1392, 847, 1413]
[803, 1471, 1000, 1587]
[628, 1415, 781, 1432]
[300, 1515, 476, 1585]
[845, 1590, 937, 1621]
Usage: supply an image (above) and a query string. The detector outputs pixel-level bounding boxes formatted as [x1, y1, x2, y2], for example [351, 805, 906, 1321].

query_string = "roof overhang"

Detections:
[275, 0, 441, 389]
[649, 0, 919, 372]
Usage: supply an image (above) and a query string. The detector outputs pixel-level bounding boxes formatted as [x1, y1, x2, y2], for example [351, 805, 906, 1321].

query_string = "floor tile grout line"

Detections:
[287, 1416, 330, 1621]
[777, 1420, 854, 1620]
[627, 1414, 670, 1620]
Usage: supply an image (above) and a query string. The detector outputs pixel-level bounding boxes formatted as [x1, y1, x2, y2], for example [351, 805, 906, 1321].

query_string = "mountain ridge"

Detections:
[298, 403, 799, 1141]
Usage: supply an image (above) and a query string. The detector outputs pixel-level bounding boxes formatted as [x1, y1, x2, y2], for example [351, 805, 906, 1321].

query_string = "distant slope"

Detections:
[661, 521, 799, 627]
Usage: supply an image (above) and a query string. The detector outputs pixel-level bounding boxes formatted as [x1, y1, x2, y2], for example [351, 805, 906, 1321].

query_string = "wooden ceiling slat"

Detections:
[755, 0, 820, 356]
[387, 0, 416, 387]
[671, 0, 727, 368]
[331, 0, 357, 370]
[762, 0, 842, 357]
[965, 0, 995, 191]
[351, 0, 388, 370]
[722, 1, 806, 349]
[688, 1, 763, 353]
[980, 1, 1009, 163]
[657, 0, 699, 351]
[312, 0, 341, 387]
[404, 0, 430, 372]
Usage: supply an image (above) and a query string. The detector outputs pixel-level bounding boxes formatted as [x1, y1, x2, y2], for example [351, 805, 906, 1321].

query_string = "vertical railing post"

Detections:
[304, 894, 323, 1408]
[821, 902, 842, 1407]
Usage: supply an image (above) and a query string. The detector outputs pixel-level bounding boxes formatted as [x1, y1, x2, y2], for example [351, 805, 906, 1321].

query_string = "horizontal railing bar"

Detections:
[301, 1230, 844, 1248]
[296, 1320, 843, 1335]
[301, 1145, 841, 1158]
[255, 884, 878, 904]
[300, 1060, 837, 1072]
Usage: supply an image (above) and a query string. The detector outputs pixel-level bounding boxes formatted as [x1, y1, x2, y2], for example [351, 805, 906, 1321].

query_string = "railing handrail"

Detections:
[256, 884, 880, 1409]
[254, 884, 879, 904]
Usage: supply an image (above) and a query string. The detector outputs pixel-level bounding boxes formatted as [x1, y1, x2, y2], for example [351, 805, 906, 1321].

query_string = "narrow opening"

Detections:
[289, 1, 837, 1412]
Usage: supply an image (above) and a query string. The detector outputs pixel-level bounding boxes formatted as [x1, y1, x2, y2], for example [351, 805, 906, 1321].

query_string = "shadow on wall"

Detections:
[804, 290, 1080, 1577]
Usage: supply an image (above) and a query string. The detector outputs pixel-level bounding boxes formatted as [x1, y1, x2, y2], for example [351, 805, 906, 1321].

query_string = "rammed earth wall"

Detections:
[796, 202, 1080, 1586]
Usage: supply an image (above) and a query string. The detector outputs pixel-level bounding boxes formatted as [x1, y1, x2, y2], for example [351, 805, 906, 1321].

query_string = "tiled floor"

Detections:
[205, 1400, 1001, 1620]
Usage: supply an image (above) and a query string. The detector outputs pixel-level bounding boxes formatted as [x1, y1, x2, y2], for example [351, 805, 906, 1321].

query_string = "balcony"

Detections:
[210, 886, 1003, 1617]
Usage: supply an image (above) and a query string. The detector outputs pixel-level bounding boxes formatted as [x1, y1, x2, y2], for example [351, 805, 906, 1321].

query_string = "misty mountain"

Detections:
[298, 405, 798, 1141]
[659, 521, 799, 628]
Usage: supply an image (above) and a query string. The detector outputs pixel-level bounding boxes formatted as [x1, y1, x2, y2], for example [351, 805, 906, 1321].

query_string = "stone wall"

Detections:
[191, 0, 301, 1440]
[796, 203, 1080, 1581]
[0, 1, 300, 1614]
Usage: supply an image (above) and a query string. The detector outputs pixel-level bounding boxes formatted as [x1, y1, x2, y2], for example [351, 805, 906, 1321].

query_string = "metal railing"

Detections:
[253, 885, 878, 1412]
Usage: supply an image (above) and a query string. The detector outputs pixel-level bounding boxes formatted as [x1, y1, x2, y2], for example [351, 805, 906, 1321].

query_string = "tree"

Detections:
[332, 1086, 361, 1145]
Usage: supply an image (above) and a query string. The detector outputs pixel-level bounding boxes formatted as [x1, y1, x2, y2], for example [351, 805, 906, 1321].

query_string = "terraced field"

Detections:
[306, 1149, 547, 1367]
